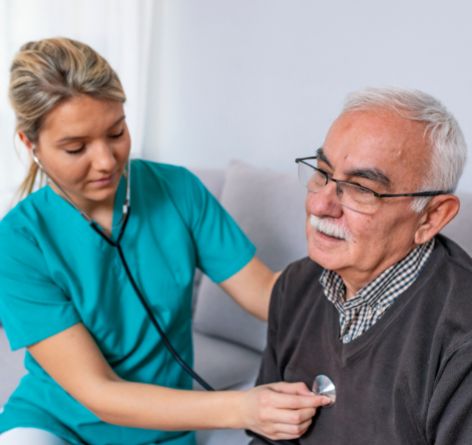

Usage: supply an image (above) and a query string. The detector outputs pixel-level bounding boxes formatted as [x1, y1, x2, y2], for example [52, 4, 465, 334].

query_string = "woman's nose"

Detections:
[92, 143, 117, 171]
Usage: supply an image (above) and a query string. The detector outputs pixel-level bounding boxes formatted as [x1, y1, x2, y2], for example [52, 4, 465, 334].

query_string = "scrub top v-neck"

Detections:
[0, 160, 256, 445]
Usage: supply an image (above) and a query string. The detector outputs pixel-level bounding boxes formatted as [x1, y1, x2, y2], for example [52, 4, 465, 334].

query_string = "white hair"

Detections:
[342, 87, 467, 212]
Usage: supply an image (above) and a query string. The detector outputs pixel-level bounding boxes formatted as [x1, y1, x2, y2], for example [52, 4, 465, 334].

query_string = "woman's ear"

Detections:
[414, 195, 460, 244]
[18, 131, 34, 150]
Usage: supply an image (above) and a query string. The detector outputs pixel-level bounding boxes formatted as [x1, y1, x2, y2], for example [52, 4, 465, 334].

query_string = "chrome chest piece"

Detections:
[312, 374, 336, 405]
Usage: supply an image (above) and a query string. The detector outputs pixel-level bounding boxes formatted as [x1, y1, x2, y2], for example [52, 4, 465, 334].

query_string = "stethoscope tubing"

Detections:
[89, 209, 214, 391]
[33, 149, 286, 444]
[90, 208, 286, 445]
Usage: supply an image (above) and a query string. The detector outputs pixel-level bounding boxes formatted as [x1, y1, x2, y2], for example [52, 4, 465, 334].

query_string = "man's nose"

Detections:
[306, 180, 343, 218]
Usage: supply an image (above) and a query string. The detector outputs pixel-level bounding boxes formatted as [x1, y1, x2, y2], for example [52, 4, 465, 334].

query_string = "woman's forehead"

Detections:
[40, 95, 125, 138]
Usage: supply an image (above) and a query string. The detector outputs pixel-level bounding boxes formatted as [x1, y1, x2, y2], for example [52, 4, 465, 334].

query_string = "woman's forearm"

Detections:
[94, 379, 243, 430]
[91, 378, 329, 441]
[29, 320, 326, 441]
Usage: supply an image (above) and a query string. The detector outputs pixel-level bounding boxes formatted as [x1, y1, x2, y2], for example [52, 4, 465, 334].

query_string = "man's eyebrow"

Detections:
[317, 147, 391, 186]
[346, 167, 391, 187]
[56, 115, 126, 144]
[316, 147, 333, 168]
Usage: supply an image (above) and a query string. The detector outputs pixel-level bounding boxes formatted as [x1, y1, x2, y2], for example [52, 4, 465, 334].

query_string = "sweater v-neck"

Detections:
[325, 242, 443, 365]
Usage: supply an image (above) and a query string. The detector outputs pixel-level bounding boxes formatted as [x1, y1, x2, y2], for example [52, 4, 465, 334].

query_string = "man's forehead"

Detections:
[328, 109, 428, 145]
[323, 110, 429, 164]
[321, 109, 430, 190]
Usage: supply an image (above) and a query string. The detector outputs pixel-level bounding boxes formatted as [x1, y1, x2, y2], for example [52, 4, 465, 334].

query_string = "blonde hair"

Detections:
[9, 37, 127, 197]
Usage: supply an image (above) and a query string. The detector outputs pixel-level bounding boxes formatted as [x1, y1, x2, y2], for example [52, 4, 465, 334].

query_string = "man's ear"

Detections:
[414, 195, 460, 244]
[18, 131, 34, 150]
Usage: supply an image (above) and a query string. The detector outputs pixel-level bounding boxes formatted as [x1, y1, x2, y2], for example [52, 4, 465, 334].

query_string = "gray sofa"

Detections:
[1, 160, 472, 445]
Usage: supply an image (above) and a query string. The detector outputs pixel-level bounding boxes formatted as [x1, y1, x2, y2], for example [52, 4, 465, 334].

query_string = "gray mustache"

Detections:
[310, 215, 350, 240]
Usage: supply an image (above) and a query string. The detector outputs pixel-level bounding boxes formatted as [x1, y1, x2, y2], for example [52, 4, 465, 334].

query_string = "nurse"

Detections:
[0, 38, 328, 445]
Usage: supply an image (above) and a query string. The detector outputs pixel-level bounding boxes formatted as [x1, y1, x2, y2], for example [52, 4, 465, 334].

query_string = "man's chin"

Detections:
[308, 241, 347, 271]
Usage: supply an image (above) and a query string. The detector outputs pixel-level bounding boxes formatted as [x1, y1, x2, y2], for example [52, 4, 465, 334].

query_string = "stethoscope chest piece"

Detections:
[312, 374, 336, 405]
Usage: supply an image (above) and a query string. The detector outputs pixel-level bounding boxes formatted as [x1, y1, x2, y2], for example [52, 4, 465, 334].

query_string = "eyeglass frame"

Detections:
[295, 155, 452, 201]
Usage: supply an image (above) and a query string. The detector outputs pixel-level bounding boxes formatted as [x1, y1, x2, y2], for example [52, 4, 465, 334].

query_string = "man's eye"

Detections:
[355, 186, 372, 194]
[351, 184, 374, 195]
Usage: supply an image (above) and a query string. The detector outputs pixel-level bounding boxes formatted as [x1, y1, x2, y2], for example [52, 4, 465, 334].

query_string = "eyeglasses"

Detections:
[295, 156, 452, 214]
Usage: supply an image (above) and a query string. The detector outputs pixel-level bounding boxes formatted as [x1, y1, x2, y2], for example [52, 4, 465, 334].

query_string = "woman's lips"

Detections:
[89, 172, 115, 187]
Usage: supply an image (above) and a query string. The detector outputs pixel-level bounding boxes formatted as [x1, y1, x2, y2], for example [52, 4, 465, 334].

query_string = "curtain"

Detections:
[0, 0, 156, 215]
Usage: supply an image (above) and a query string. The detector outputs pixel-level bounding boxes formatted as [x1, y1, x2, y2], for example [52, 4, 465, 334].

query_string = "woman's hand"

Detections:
[240, 381, 331, 441]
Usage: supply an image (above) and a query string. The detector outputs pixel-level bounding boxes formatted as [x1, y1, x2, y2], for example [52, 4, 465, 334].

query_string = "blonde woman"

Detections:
[0, 38, 329, 445]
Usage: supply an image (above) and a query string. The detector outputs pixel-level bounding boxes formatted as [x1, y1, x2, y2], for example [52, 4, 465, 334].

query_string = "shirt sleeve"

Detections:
[0, 225, 81, 350]
[426, 338, 472, 444]
[164, 165, 256, 283]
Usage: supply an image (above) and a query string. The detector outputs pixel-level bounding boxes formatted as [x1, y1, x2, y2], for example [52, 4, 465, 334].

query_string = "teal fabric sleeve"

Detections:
[148, 163, 256, 283]
[0, 226, 80, 350]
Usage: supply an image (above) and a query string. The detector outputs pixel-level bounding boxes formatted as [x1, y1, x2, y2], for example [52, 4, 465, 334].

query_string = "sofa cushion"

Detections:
[196, 427, 250, 445]
[192, 160, 307, 353]
[192, 331, 261, 391]
[0, 328, 25, 406]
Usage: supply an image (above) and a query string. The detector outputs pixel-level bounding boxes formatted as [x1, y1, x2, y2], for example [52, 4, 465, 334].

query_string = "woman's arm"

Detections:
[28, 323, 329, 440]
[219, 257, 280, 321]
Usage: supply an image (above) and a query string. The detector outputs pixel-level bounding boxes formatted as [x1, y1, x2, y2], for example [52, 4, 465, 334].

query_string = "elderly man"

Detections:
[250, 88, 471, 444]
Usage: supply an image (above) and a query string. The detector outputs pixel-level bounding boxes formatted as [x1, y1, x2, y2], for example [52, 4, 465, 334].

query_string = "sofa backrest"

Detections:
[192, 160, 306, 353]
[192, 160, 472, 354]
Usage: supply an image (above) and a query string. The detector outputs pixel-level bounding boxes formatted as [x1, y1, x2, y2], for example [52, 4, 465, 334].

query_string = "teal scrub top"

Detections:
[0, 160, 256, 445]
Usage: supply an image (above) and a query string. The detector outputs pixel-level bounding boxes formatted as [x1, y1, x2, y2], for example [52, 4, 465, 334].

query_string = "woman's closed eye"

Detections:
[65, 145, 85, 155]
[109, 129, 125, 139]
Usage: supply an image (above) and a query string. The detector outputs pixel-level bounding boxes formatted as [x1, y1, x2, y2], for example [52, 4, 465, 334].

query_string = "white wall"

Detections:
[144, 0, 472, 192]
[0, 0, 154, 216]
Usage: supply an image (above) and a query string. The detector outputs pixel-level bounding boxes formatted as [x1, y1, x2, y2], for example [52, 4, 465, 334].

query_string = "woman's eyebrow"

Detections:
[109, 115, 126, 128]
[56, 115, 126, 144]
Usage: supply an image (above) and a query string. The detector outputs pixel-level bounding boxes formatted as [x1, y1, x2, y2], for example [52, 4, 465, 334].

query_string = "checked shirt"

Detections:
[320, 239, 435, 343]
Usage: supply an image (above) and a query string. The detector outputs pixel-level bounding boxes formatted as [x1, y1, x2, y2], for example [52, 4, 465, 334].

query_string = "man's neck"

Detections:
[340, 250, 417, 300]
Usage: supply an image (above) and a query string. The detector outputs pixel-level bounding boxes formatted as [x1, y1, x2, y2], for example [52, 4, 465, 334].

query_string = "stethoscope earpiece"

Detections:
[31, 146, 44, 170]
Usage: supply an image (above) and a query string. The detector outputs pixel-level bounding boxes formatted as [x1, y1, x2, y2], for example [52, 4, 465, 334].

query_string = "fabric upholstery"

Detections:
[192, 160, 307, 353]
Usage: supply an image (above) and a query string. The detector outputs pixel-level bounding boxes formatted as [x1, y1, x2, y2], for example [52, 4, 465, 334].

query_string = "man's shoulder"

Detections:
[275, 257, 324, 301]
[435, 234, 472, 271]
[283, 256, 323, 280]
[414, 235, 472, 350]
[429, 235, 472, 296]
[413, 235, 472, 310]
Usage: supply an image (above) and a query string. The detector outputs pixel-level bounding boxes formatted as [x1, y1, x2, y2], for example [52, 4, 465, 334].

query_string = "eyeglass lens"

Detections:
[298, 162, 379, 213]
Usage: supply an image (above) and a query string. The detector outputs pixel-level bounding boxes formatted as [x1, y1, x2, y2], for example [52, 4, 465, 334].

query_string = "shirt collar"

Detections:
[320, 238, 435, 310]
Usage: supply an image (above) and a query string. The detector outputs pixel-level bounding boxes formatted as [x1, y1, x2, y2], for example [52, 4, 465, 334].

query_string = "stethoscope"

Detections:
[31, 148, 336, 444]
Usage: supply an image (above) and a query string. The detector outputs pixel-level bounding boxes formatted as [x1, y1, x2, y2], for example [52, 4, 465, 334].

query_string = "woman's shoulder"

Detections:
[131, 159, 192, 179]
[130, 159, 203, 194]
[0, 188, 49, 235]
[0, 193, 49, 261]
